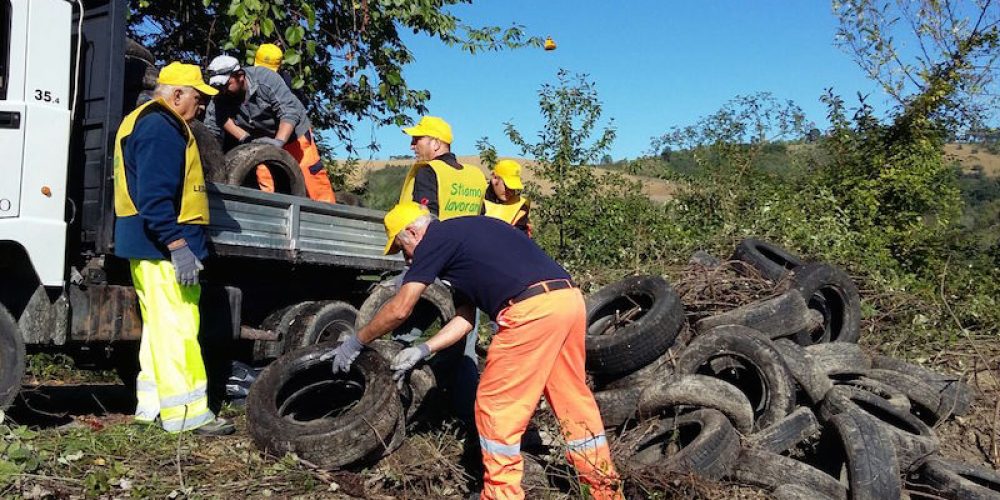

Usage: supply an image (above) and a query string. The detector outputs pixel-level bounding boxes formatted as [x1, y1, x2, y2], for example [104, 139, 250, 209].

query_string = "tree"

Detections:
[129, 0, 541, 152]
[504, 70, 616, 259]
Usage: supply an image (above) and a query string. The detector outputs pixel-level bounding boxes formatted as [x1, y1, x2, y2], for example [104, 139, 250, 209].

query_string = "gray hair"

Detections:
[152, 83, 193, 100]
[395, 213, 436, 246]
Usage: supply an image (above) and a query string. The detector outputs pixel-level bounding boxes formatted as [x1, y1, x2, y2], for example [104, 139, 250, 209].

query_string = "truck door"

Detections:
[0, 0, 23, 218]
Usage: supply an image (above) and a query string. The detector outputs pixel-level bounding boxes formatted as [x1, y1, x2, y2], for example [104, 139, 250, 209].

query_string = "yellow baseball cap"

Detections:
[383, 201, 430, 255]
[493, 159, 524, 190]
[158, 62, 218, 95]
[402, 116, 453, 144]
[254, 43, 283, 71]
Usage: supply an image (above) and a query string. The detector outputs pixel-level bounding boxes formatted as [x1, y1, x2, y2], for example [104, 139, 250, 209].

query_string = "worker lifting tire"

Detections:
[584, 275, 683, 376]
[246, 344, 402, 469]
[0, 305, 25, 410]
[224, 143, 308, 197]
[355, 279, 456, 337]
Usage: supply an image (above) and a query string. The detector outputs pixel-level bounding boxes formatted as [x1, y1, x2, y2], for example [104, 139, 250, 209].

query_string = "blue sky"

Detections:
[332, 1, 889, 161]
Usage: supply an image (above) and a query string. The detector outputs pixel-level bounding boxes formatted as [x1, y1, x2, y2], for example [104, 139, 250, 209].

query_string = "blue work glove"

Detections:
[320, 335, 365, 374]
[390, 343, 431, 382]
[253, 136, 286, 148]
[170, 244, 203, 286]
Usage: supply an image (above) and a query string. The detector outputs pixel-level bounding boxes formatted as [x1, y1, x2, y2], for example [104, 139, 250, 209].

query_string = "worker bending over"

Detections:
[325, 202, 621, 499]
[482, 159, 530, 235]
[203, 55, 335, 203]
[113, 62, 234, 435]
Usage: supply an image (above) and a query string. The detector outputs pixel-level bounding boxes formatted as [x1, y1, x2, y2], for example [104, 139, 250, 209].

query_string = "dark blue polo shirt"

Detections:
[402, 216, 571, 319]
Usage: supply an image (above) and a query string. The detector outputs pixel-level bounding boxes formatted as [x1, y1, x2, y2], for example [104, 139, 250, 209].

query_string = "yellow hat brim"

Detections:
[194, 83, 219, 96]
[499, 174, 523, 190]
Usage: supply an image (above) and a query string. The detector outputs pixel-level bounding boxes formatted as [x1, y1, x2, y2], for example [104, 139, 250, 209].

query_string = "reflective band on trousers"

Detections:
[480, 436, 520, 457]
[160, 384, 207, 408]
[567, 434, 608, 453]
[161, 410, 214, 433]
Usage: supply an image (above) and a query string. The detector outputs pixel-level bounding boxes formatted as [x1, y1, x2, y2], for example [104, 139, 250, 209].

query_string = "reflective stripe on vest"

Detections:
[399, 159, 486, 220]
[483, 197, 528, 225]
[113, 99, 210, 224]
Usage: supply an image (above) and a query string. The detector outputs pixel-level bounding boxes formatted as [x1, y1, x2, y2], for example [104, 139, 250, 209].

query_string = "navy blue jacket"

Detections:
[114, 109, 209, 261]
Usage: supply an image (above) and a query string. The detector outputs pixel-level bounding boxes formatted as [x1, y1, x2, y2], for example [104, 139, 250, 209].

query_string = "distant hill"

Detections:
[348, 155, 677, 203]
[945, 143, 1000, 176]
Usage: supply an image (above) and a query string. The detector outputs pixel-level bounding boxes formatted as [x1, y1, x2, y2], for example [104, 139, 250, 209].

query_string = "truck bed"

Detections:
[207, 184, 403, 273]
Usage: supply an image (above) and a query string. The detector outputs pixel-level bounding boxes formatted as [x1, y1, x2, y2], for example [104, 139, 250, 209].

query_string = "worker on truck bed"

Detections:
[396, 115, 487, 434]
[253, 43, 308, 107]
[112, 62, 235, 436]
[482, 159, 531, 235]
[324, 202, 622, 499]
[203, 54, 336, 203]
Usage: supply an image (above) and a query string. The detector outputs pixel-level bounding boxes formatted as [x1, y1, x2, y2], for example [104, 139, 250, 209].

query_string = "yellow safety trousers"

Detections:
[130, 259, 214, 432]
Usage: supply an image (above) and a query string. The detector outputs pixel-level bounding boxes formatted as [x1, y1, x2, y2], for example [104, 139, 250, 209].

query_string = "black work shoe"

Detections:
[193, 417, 236, 436]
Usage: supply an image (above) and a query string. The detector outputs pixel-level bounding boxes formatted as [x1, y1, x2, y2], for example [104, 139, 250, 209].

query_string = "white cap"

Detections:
[207, 55, 241, 86]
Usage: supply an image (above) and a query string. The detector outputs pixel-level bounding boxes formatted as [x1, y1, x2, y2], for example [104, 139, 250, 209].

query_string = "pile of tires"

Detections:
[527, 238, 991, 499]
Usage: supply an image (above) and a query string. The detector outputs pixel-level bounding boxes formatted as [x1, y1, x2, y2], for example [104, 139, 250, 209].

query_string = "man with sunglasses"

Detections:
[203, 55, 335, 203]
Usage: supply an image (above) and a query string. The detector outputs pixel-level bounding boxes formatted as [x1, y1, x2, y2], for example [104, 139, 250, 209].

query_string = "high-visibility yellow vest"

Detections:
[113, 99, 210, 224]
[398, 159, 486, 220]
[483, 197, 529, 225]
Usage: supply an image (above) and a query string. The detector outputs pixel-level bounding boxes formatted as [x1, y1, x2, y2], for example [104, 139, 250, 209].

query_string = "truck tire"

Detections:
[0, 306, 25, 409]
[224, 143, 308, 197]
[356, 279, 455, 336]
[637, 374, 755, 434]
[283, 301, 358, 351]
[915, 458, 1000, 499]
[676, 326, 796, 429]
[788, 263, 861, 344]
[246, 344, 402, 469]
[730, 238, 805, 281]
[827, 410, 902, 500]
[585, 275, 683, 376]
[189, 120, 227, 184]
[629, 409, 740, 480]
[726, 448, 847, 500]
[821, 385, 939, 471]
[871, 355, 973, 418]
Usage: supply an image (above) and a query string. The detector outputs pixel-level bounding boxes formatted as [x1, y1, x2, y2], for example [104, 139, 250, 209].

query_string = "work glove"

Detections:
[170, 244, 204, 286]
[253, 137, 286, 148]
[319, 335, 365, 374]
[390, 343, 431, 383]
[237, 132, 253, 144]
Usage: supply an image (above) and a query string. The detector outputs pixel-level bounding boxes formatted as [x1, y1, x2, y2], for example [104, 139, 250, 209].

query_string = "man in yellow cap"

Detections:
[482, 159, 530, 235]
[253, 43, 308, 106]
[399, 116, 486, 218]
[324, 202, 621, 499]
[113, 62, 234, 435]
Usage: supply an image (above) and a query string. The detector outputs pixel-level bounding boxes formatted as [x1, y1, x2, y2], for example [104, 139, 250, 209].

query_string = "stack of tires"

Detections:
[546, 238, 993, 499]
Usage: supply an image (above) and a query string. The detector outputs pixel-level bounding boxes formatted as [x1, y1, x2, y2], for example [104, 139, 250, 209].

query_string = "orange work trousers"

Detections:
[476, 287, 621, 500]
[254, 130, 336, 203]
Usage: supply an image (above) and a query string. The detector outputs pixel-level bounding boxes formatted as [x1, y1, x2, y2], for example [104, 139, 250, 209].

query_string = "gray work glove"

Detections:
[391, 343, 431, 383]
[253, 137, 286, 148]
[319, 335, 365, 374]
[170, 244, 204, 286]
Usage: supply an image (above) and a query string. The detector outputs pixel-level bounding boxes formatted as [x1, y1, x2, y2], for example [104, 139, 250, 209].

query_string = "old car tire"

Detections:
[356, 279, 456, 334]
[827, 371, 912, 413]
[805, 342, 871, 375]
[629, 409, 740, 480]
[730, 238, 805, 281]
[695, 290, 814, 341]
[871, 355, 973, 418]
[246, 344, 402, 469]
[788, 263, 861, 344]
[915, 457, 1000, 500]
[253, 302, 315, 361]
[676, 326, 796, 429]
[0, 306, 25, 409]
[224, 143, 308, 197]
[749, 406, 822, 455]
[593, 387, 641, 429]
[772, 338, 833, 404]
[827, 410, 903, 500]
[585, 275, 684, 376]
[821, 385, 939, 471]
[726, 447, 847, 500]
[855, 368, 942, 423]
[284, 300, 359, 351]
[637, 374, 755, 434]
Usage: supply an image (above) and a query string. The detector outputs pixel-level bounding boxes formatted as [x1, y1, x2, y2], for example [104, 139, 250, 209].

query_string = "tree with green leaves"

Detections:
[129, 0, 540, 153]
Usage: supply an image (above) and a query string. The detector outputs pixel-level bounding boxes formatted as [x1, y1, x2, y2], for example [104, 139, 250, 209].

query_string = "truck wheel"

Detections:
[246, 345, 402, 469]
[585, 275, 683, 376]
[0, 305, 25, 409]
[224, 143, 308, 197]
[189, 120, 227, 184]
[284, 301, 358, 351]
